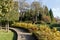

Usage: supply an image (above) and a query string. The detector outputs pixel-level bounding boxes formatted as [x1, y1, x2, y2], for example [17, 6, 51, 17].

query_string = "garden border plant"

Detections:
[12, 22, 60, 40]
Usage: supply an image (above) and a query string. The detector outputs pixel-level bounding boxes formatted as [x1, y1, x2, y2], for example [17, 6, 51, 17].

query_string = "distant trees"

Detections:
[18, 0, 55, 24]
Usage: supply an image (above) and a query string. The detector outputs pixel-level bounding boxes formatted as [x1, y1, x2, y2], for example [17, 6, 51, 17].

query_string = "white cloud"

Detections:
[52, 8, 60, 17]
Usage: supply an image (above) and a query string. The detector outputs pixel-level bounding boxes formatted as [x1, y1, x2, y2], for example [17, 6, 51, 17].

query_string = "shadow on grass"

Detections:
[10, 29, 18, 40]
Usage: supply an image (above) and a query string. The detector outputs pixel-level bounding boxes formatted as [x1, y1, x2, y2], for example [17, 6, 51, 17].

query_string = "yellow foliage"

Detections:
[34, 25, 60, 40]
[12, 22, 60, 40]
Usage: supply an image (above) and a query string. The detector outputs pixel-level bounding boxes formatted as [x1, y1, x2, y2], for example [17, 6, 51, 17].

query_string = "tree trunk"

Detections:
[7, 22, 9, 32]
[0, 23, 2, 30]
[6, 24, 7, 31]
[6, 22, 9, 32]
[36, 16, 37, 22]
[32, 17, 34, 24]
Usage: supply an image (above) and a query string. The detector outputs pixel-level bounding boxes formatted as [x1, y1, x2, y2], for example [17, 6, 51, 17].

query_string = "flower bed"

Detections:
[12, 22, 60, 40]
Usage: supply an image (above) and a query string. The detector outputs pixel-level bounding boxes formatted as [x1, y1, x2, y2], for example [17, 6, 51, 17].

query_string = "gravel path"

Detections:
[10, 27, 36, 40]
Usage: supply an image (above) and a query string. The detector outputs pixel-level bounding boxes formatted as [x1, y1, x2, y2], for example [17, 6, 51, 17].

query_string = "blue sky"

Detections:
[26, 0, 60, 17]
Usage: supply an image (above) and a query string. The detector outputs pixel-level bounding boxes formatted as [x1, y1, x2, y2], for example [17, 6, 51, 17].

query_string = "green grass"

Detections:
[0, 30, 14, 40]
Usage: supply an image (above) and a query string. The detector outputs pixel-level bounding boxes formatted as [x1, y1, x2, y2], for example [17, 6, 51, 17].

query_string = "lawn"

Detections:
[0, 30, 14, 40]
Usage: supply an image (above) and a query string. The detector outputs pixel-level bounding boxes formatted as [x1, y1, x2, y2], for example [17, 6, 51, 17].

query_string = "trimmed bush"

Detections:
[33, 25, 60, 40]
[12, 22, 60, 40]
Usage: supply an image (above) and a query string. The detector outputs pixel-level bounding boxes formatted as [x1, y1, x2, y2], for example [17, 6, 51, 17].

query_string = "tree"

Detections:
[31, 1, 40, 10]
[23, 2, 30, 9]
[31, 1, 41, 22]
[0, 0, 19, 32]
[0, 13, 4, 30]
[43, 6, 49, 16]
[0, 0, 6, 30]
[40, 6, 51, 23]
[18, 0, 28, 21]
[49, 9, 54, 23]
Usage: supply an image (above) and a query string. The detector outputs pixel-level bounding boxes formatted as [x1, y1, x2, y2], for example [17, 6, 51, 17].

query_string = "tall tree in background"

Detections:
[18, 0, 27, 21]
[31, 1, 41, 23]
[42, 6, 51, 23]
[43, 6, 49, 15]
[49, 9, 54, 23]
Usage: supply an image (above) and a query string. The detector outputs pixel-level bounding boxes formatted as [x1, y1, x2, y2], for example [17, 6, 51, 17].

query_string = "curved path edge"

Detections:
[9, 27, 36, 40]
[9, 28, 18, 40]
[9, 27, 18, 40]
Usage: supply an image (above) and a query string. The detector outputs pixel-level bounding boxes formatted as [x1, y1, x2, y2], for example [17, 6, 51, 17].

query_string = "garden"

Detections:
[0, 0, 60, 40]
